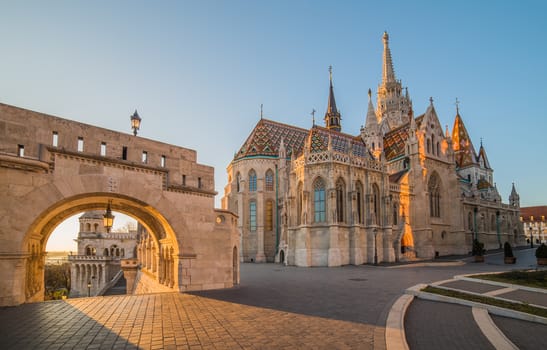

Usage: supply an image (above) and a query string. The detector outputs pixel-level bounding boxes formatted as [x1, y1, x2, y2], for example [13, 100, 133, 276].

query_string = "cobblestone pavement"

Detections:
[0, 248, 543, 349]
[0, 293, 375, 349]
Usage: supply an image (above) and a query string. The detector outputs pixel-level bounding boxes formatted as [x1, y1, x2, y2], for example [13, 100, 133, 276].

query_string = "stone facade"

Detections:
[0, 103, 239, 306]
[222, 32, 524, 267]
[68, 211, 138, 297]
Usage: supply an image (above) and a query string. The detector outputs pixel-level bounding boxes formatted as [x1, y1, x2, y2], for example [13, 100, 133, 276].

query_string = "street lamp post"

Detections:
[130, 110, 141, 136]
[373, 228, 378, 266]
[87, 280, 91, 297]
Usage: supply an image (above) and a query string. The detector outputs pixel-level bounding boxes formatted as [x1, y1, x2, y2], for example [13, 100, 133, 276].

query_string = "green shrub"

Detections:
[472, 239, 484, 256]
[504, 241, 514, 258]
[536, 243, 547, 258]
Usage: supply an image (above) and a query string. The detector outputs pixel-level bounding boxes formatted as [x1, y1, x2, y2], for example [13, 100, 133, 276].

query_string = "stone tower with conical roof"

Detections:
[377, 31, 412, 131]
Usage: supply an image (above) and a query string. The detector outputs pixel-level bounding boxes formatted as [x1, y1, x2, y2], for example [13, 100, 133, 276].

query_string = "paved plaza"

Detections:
[0, 248, 545, 349]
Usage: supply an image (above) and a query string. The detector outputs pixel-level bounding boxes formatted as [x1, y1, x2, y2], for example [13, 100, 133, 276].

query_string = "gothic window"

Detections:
[436, 142, 440, 156]
[356, 181, 364, 224]
[94, 223, 98, 232]
[297, 182, 303, 225]
[265, 169, 274, 191]
[427, 139, 431, 154]
[428, 173, 441, 217]
[235, 172, 241, 192]
[249, 201, 257, 231]
[372, 184, 380, 225]
[431, 135, 435, 155]
[265, 200, 273, 231]
[393, 203, 398, 225]
[313, 178, 326, 223]
[249, 170, 257, 192]
[336, 178, 345, 223]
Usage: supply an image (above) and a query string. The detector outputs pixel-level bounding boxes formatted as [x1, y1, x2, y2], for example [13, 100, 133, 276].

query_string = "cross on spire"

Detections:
[311, 108, 316, 126]
[455, 97, 460, 114]
[260, 103, 263, 119]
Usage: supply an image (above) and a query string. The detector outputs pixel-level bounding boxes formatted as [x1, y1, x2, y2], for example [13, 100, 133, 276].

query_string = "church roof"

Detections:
[477, 143, 491, 169]
[234, 118, 372, 161]
[234, 118, 309, 160]
[451, 113, 477, 168]
[383, 115, 424, 161]
[306, 126, 370, 158]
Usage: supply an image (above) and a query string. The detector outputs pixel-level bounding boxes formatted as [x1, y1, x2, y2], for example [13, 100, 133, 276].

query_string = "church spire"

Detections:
[324, 65, 342, 132]
[376, 32, 412, 130]
[382, 31, 396, 84]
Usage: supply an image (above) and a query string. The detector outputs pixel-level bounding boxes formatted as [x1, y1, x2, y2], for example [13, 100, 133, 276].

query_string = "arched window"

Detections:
[265, 169, 274, 191]
[297, 182, 303, 225]
[427, 139, 431, 154]
[248, 170, 257, 192]
[94, 223, 99, 232]
[86, 246, 92, 256]
[313, 178, 326, 223]
[104, 248, 109, 256]
[428, 173, 441, 217]
[236, 172, 241, 192]
[372, 184, 380, 225]
[249, 201, 257, 231]
[436, 142, 440, 156]
[431, 135, 435, 155]
[265, 200, 273, 231]
[393, 202, 399, 225]
[356, 181, 364, 224]
[86, 223, 91, 232]
[336, 178, 345, 223]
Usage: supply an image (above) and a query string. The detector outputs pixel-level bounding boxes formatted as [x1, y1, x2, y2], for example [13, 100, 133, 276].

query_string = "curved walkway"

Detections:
[397, 258, 547, 349]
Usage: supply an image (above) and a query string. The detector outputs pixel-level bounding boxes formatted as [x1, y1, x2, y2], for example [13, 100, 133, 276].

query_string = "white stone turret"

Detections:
[361, 89, 383, 159]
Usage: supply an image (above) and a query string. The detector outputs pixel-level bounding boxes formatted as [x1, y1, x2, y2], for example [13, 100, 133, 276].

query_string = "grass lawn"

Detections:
[468, 270, 547, 289]
[422, 285, 547, 318]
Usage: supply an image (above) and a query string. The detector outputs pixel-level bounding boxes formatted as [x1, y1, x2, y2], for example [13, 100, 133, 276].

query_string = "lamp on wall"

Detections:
[103, 200, 114, 233]
[130, 110, 141, 136]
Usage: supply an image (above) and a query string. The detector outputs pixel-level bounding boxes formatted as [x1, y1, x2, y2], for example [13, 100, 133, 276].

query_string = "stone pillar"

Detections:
[255, 194, 266, 262]
[120, 259, 139, 294]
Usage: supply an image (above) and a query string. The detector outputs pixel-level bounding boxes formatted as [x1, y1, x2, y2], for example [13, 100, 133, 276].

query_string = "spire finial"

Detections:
[429, 97, 434, 105]
[328, 65, 333, 84]
[368, 88, 372, 99]
[480, 137, 483, 147]
[311, 108, 316, 126]
[455, 97, 460, 114]
[382, 31, 396, 84]
[260, 103, 263, 119]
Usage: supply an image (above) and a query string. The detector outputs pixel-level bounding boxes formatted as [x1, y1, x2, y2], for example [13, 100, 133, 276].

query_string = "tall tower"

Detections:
[376, 31, 412, 131]
[509, 183, 520, 207]
[324, 66, 342, 132]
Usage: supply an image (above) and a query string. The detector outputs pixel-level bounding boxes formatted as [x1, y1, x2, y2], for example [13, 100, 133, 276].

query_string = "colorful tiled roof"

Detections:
[382, 115, 423, 161]
[452, 113, 477, 168]
[234, 119, 371, 161]
[234, 119, 309, 160]
[306, 126, 369, 157]
[383, 124, 409, 161]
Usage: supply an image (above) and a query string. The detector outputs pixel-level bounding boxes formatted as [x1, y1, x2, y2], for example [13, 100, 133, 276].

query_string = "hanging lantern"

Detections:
[103, 200, 114, 233]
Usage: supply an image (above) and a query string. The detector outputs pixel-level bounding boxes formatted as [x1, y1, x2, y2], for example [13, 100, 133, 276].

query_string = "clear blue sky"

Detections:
[2, 1, 546, 250]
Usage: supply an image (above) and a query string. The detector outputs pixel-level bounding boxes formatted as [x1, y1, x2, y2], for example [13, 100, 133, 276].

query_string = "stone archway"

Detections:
[0, 103, 239, 306]
[22, 193, 180, 303]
